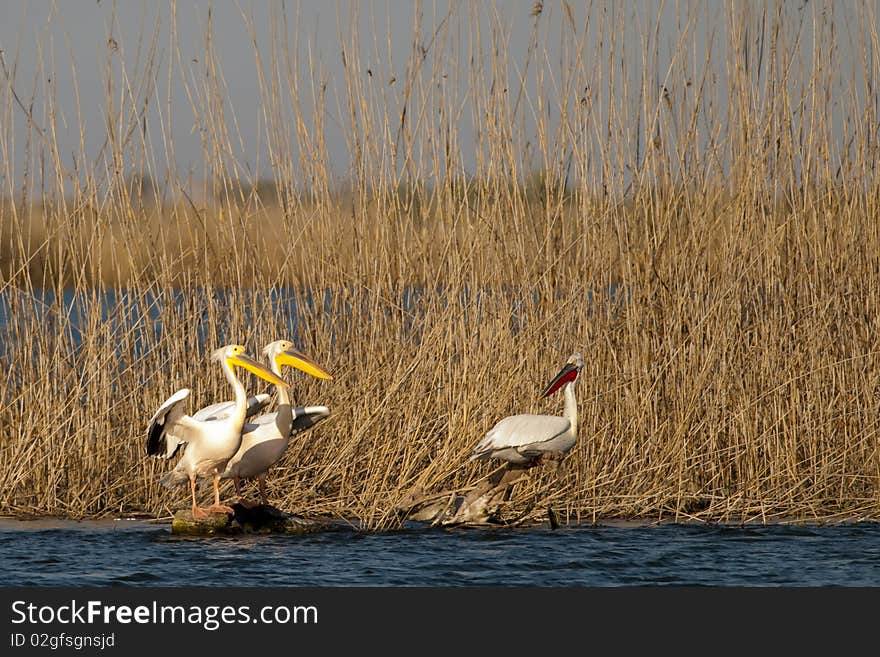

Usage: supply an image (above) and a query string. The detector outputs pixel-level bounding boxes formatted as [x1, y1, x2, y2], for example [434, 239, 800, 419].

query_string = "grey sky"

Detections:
[0, 1, 535, 189]
[0, 2, 874, 198]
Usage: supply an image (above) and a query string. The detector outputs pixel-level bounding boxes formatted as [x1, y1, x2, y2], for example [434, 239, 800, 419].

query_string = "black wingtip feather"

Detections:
[145, 419, 166, 457]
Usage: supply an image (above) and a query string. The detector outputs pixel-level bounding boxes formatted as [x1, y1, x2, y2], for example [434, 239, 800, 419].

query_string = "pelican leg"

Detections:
[234, 475, 260, 509]
[258, 475, 269, 507]
[191, 475, 210, 519]
[206, 473, 235, 515]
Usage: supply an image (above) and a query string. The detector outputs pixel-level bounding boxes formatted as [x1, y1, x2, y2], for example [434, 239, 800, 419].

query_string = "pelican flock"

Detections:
[222, 339, 334, 507]
[145, 344, 289, 518]
[470, 352, 584, 466]
[144, 343, 585, 526]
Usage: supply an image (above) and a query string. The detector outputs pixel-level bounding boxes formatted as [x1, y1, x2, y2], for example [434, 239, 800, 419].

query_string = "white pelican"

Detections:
[469, 352, 584, 466]
[222, 340, 333, 507]
[146, 344, 289, 518]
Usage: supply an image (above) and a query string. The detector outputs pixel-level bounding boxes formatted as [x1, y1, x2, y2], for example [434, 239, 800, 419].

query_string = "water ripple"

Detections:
[2, 521, 880, 586]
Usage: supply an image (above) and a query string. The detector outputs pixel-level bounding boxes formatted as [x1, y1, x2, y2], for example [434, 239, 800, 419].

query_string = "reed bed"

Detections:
[1, 2, 879, 528]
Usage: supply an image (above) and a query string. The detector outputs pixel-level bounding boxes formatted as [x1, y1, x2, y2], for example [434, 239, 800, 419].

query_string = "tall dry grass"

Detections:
[1, 1, 879, 527]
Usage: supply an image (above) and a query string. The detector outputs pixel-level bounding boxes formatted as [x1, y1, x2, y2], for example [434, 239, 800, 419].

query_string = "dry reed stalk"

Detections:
[0, 2, 878, 527]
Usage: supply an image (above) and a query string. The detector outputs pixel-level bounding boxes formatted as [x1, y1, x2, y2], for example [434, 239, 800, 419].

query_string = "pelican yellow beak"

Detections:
[276, 348, 334, 380]
[228, 353, 289, 387]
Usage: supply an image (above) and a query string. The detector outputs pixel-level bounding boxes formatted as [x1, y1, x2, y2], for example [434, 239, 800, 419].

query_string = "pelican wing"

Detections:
[244, 413, 278, 430]
[289, 405, 331, 437]
[192, 393, 272, 422]
[470, 413, 571, 459]
[146, 388, 191, 458]
[241, 405, 331, 436]
[145, 388, 205, 459]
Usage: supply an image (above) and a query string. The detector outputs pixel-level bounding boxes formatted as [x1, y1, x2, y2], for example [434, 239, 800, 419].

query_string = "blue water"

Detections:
[1, 519, 879, 586]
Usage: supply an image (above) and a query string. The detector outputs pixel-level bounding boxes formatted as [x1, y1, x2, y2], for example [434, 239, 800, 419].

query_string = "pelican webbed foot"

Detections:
[205, 504, 235, 515]
[191, 505, 212, 519]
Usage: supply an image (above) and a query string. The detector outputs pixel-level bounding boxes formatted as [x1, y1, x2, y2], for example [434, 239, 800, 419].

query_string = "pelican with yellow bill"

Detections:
[146, 344, 290, 518]
[222, 340, 334, 507]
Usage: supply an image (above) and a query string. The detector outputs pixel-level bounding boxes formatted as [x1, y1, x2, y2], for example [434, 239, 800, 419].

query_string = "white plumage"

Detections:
[145, 344, 288, 518]
[221, 340, 334, 507]
[470, 352, 584, 466]
[191, 394, 271, 423]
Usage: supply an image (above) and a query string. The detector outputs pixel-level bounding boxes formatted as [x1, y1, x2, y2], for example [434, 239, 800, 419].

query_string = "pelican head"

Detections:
[540, 352, 584, 398]
[263, 340, 334, 380]
[211, 344, 289, 387]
